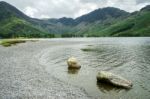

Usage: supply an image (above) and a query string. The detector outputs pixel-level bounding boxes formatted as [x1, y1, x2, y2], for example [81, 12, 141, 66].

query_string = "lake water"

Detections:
[0, 37, 150, 99]
[38, 37, 150, 99]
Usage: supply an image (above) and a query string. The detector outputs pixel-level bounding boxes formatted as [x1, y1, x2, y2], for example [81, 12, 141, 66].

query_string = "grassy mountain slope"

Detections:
[0, 1, 150, 38]
[43, 7, 129, 35]
[74, 5, 150, 37]
[97, 10, 150, 36]
[0, 1, 54, 38]
[0, 17, 54, 38]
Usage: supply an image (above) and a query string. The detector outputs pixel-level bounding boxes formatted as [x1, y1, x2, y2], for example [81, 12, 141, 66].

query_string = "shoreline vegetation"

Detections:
[0, 39, 38, 47]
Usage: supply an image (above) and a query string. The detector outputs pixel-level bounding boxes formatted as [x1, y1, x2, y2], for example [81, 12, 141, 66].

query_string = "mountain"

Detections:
[43, 7, 130, 36]
[89, 5, 150, 37]
[0, 1, 54, 38]
[0, 1, 29, 21]
[47, 7, 129, 25]
[68, 5, 150, 37]
[50, 5, 150, 37]
[141, 5, 150, 11]
[47, 17, 76, 26]
[0, 1, 150, 38]
[75, 7, 129, 23]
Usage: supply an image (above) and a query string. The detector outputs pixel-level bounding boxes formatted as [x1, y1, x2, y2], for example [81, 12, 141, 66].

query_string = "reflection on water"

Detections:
[38, 37, 150, 99]
[68, 68, 80, 74]
[97, 81, 122, 93]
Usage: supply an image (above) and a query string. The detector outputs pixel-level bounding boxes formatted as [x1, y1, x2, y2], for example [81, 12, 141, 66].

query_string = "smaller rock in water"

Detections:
[97, 71, 133, 89]
[67, 57, 81, 69]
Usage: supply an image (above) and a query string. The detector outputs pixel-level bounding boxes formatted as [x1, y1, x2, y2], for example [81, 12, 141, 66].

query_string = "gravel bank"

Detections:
[0, 40, 89, 99]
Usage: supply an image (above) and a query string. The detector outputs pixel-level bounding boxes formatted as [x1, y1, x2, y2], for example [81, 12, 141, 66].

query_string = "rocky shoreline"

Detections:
[0, 40, 89, 99]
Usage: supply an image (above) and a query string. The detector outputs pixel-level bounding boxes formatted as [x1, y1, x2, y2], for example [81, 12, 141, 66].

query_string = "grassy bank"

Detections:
[0, 39, 29, 47]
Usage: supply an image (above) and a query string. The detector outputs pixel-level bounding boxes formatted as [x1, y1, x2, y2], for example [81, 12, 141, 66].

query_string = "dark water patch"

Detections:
[97, 81, 127, 93]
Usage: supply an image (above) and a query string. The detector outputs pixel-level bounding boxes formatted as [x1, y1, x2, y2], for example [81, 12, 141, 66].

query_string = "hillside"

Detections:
[75, 7, 129, 23]
[46, 6, 150, 37]
[0, 1, 150, 38]
[71, 5, 150, 37]
[100, 12, 150, 36]
[93, 5, 150, 37]
[0, 1, 54, 38]
[0, 1, 30, 21]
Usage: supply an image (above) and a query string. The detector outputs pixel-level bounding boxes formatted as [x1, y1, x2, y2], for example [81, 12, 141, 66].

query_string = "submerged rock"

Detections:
[67, 57, 81, 69]
[97, 71, 133, 89]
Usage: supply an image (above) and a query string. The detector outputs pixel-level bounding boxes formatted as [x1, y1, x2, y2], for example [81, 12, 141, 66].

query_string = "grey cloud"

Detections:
[1, 0, 150, 19]
[81, 0, 106, 3]
[136, 0, 150, 4]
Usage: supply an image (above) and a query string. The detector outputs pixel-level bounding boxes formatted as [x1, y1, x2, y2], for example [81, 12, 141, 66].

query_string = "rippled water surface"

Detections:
[0, 37, 150, 99]
[38, 37, 150, 99]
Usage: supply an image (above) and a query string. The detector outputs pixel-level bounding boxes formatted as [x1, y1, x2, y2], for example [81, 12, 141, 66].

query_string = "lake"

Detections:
[0, 37, 150, 99]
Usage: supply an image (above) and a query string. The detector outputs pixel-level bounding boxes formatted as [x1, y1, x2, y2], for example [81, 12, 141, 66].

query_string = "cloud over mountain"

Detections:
[2, 0, 150, 18]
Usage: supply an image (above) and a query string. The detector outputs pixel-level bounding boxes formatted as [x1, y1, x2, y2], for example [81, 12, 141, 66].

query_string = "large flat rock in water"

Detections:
[97, 71, 133, 89]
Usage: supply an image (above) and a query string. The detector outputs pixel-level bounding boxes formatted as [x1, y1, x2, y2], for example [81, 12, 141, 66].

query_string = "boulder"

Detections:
[67, 57, 81, 69]
[97, 71, 132, 89]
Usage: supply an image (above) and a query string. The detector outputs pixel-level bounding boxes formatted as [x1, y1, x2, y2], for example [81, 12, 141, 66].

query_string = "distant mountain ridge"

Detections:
[0, 1, 150, 38]
[47, 7, 129, 25]
[141, 5, 150, 11]
[75, 7, 129, 23]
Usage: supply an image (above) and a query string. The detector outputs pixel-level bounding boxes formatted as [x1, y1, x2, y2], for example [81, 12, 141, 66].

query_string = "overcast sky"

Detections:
[1, 0, 150, 19]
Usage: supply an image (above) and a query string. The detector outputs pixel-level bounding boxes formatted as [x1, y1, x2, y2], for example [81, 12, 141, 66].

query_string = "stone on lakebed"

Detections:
[67, 57, 81, 69]
[97, 71, 133, 89]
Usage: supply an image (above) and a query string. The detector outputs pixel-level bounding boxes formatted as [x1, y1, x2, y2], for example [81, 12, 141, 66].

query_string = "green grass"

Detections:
[0, 39, 26, 47]
[0, 17, 55, 38]
[97, 11, 150, 36]
[75, 11, 150, 37]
